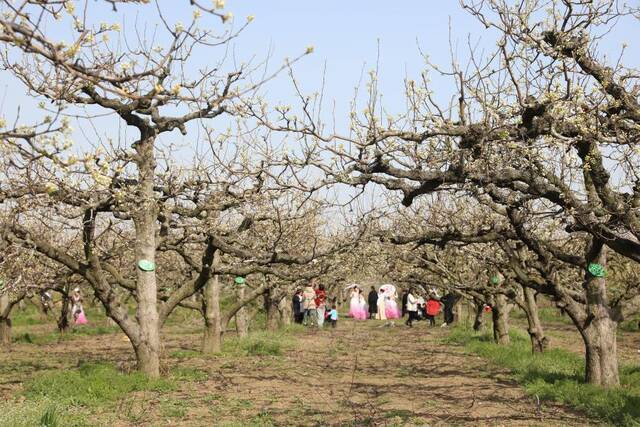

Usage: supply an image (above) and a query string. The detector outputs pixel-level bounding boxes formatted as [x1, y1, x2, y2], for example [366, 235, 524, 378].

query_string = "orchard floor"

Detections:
[0, 315, 620, 427]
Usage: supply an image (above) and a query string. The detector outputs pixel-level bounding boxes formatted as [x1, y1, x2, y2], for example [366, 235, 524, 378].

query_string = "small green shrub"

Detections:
[13, 333, 34, 344]
[244, 338, 282, 356]
[619, 319, 639, 332]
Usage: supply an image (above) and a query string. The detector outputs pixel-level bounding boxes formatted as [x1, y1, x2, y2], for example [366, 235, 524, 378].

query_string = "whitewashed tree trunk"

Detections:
[492, 294, 510, 345]
[132, 133, 161, 377]
[0, 293, 11, 347]
[202, 250, 222, 354]
[235, 283, 249, 338]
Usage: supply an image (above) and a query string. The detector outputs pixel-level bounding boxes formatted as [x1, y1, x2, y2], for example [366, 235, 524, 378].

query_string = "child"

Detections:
[329, 305, 338, 328]
[425, 295, 442, 327]
[74, 308, 88, 325]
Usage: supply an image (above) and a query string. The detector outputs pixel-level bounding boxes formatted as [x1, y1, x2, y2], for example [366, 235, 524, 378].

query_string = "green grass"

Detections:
[0, 361, 214, 426]
[444, 326, 640, 426]
[222, 330, 293, 357]
[511, 306, 574, 326]
[620, 318, 639, 332]
[169, 349, 202, 359]
[170, 366, 209, 382]
[24, 362, 175, 407]
[12, 324, 120, 345]
[159, 398, 189, 418]
[0, 400, 92, 427]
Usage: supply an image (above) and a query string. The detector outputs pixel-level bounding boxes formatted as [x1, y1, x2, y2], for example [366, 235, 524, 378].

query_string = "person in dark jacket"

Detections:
[367, 286, 378, 319]
[401, 290, 409, 317]
[292, 289, 304, 324]
[440, 292, 460, 326]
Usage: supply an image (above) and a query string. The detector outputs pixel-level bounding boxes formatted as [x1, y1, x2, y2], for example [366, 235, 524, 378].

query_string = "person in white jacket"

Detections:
[405, 288, 419, 327]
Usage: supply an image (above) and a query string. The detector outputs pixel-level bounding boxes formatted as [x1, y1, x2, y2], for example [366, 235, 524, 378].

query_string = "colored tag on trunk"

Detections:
[588, 263, 606, 277]
[234, 277, 246, 284]
[138, 260, 156, 272]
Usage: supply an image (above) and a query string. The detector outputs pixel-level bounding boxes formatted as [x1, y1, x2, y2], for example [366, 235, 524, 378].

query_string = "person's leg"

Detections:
[446, 307, 454, 324]
[406, 311, 415, 327]
[317, 306, 325, 328]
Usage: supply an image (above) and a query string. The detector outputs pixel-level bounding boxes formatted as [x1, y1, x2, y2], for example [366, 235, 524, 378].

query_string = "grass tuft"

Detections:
[39, 406, 59, 427]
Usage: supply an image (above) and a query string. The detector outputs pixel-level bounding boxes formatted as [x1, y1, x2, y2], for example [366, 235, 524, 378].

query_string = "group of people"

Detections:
[292, 282, 460, 329]
[349, 285, 460, 327]
[403, 287, 459, 327]
[348, 286, 402, 320]
[291, 281, 339, 328]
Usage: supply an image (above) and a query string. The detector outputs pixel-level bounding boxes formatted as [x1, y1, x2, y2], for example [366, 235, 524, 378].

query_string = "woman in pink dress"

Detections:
[385, 290, 401, 319]
[348, 288, 368, 320]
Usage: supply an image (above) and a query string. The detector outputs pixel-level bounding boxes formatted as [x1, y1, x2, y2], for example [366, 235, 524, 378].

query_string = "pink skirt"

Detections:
[348, 306, 368, 320]
[75, 311, 88, 325]
[385, 301, 401, 319]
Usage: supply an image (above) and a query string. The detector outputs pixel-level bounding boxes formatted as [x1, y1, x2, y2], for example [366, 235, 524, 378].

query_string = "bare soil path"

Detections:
[0, 319, 599, 426]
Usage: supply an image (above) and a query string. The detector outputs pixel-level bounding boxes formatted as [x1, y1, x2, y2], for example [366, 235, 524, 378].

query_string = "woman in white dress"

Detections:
[376, 288, 387, 320]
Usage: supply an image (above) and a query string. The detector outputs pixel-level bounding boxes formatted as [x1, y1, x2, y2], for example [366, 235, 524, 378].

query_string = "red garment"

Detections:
[315, 289, 327, 307]
[426, 299, 442, 316]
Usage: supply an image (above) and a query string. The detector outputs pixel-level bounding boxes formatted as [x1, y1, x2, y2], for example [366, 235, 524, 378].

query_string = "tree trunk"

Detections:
[0, 293, 11, 347]
[264, 289, 280, 332]
[580, 242, 619, 386]
[202, 251, 222, 354]
[278, 294, 292, 326]
[473, 302, 484, 331]
[132, 133, 161, 377]
[581, 318, 619, 387]
[522, 287, 548, 353]
[453, 298, 463, 324]
[0, 317, 10, 347]
[235, 283, 249, 338]
[492, 294, 510, 345]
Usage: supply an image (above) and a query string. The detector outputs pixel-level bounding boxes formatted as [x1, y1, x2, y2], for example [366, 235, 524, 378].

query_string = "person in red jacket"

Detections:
[425, 294, 442, 327]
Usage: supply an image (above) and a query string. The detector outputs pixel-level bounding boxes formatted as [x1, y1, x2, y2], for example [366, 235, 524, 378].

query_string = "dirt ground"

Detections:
[1, 315, 621, 426]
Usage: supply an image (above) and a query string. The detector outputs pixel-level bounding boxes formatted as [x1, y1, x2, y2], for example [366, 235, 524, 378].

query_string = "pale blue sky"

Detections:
[0, 1, 637, 150]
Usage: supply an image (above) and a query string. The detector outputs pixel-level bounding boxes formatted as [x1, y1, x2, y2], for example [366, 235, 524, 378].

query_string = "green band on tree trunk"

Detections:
[137, 260, 156, 272]
[587, 263, 606, 277]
